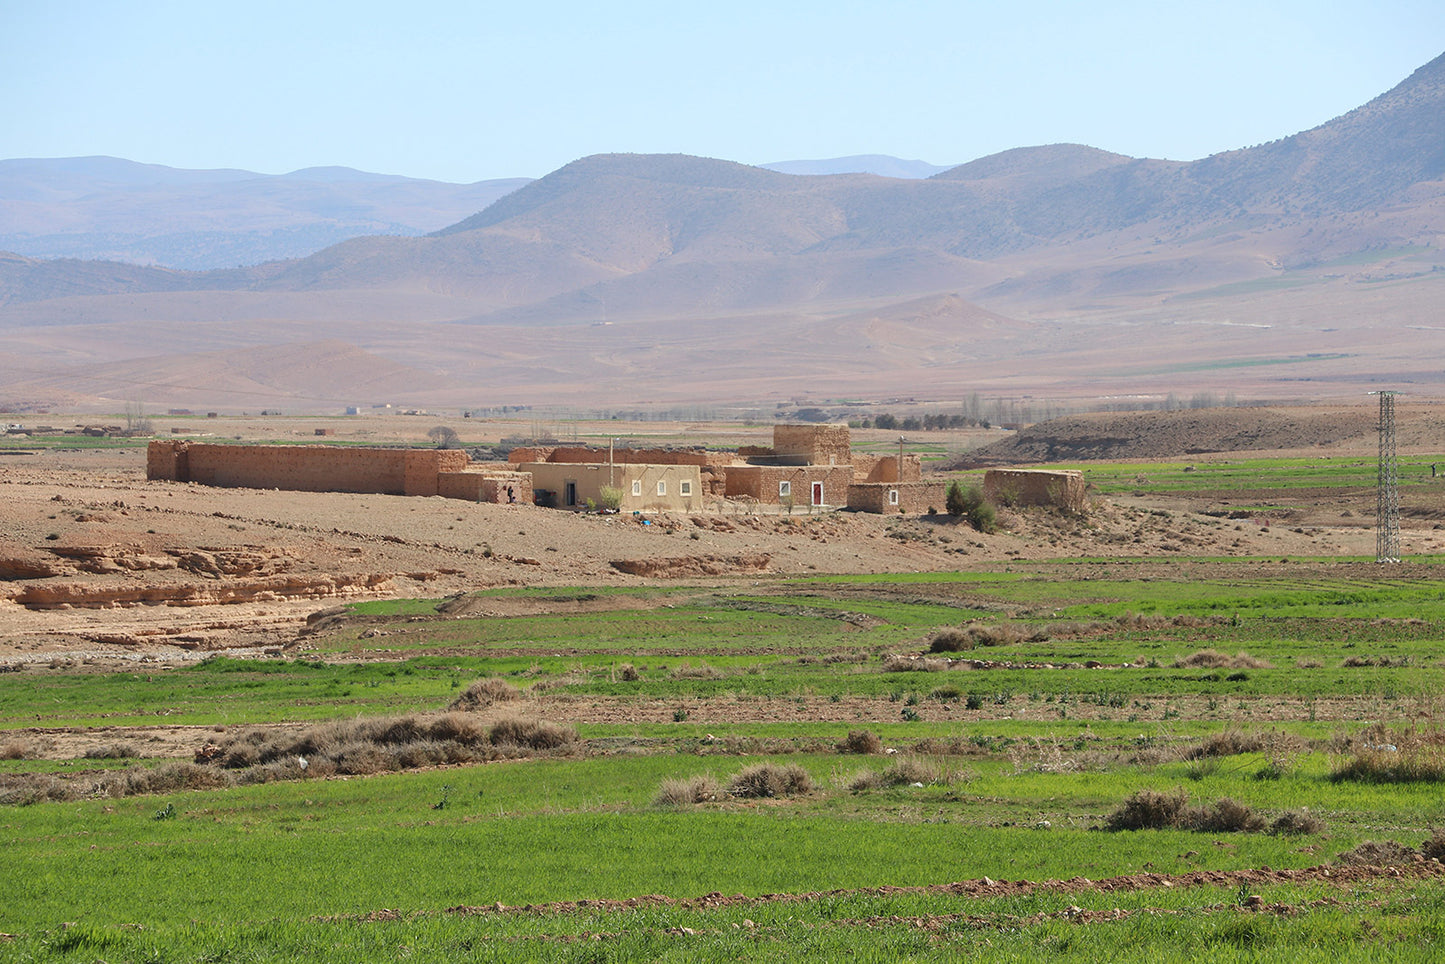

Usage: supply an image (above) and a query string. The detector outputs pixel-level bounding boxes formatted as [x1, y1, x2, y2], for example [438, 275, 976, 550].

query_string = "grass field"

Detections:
[5, 551, 1445, 960]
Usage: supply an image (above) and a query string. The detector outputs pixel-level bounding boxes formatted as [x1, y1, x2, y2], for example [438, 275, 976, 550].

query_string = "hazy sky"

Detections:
[3, 1, 1443, 183]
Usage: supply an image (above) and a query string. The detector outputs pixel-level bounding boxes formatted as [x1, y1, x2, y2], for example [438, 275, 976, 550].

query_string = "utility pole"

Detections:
[1372, 391, 1400, 563]
[898, 435, 905, 481]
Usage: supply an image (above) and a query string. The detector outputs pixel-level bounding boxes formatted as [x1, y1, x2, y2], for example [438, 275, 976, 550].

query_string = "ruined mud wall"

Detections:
[847, 482, 948, 514]
[772, 424, 852, 466]
[983, 469, 1088, 512]
[147, 441, 470, 496]
[855, 453, 922, 483]
[438, 471, 533, 504]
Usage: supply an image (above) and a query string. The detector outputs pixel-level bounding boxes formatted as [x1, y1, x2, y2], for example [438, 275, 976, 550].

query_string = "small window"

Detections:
[632, 480, 642, 497]
[888, 489, 899, 505]
[779, 480, 791, 498]
[680, 480, 692, 496]
[657, 480, 667, 496]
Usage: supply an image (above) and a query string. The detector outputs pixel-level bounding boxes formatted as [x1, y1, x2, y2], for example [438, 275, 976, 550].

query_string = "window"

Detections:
[631, 480, 642, 497]
[779, 480, 791, 498]
[680, 480, 692, 496]
[657, 480, 667, 496]
[888, 489, 899, 505]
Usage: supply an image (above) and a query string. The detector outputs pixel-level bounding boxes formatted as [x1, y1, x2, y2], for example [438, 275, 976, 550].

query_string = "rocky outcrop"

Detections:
[10, 573, 395, 610]
[609, 553, 771, 578]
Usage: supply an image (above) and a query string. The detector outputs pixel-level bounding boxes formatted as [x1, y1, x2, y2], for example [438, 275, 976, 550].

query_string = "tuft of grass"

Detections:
[880, 655, 946, 673]
[488, 718, 578, 751]
[1271, 809, 1327, 836]
[1336, 839, 1418, 866]
[670, 662, 724, 680]
[927, 628, 974, 653]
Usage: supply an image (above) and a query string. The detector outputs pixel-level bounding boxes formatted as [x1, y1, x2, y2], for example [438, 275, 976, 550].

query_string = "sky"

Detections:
[2, 1, 1444, 184]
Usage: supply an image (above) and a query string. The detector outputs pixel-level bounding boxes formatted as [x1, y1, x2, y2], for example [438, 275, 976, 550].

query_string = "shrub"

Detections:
[653, 775, 720, 807]
[83, 742, 140, 760]
[1184, 730, 1264, 760]
[726, 762, 813, 799]
[488, 718, 577, 751]
[881, 655, 946, 673]
[1105, 789, 1190, 831]
[1174, 650, 1272, 669]
[0, 740, 32, 761]
[449, 677, 522, 710]
[670, 662, 724, 679]
[967, 622, 1024, 647]
[616, 663, 641, 682]
[1272, 810, 1326, 836]
[928, 628, 974, 653]
[838, 730, 883, 755]
[1104, 790, 1265, 833]
[846, 769, 886, 792]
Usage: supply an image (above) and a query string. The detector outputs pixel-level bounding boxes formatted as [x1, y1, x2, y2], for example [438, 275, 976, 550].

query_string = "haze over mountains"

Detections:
[2, 52, 1443, 413]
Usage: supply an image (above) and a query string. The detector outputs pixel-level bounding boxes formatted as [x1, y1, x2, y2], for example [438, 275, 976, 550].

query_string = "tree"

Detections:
[427, 426, 461, 449]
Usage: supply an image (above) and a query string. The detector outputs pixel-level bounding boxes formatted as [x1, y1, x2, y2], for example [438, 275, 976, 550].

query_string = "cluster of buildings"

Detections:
[147, 423, 1086, 515]
[149, 424, 947, 514]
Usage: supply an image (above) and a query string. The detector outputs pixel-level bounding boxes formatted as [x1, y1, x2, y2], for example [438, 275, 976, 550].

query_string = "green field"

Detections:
[4, 554, 1445, 960]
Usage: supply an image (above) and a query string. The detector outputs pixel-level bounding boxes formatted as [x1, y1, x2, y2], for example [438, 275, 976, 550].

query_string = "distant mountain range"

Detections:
[1, 52, 1443, 412]
[0, 158, 531, 269]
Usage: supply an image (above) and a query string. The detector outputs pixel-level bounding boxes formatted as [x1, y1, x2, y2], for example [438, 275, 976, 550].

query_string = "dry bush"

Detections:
[966, 622, 1024, 647]
[449, 677, 522, 710]
[882, 755, 948, 786]
[670, 662, 724, 680]
[0, 740, 31, 761]
[1331, 745, 1445, 783]
[1105, 789, 1190, 831]
[928, 628, 974, 653]
[1105, 790, 1265, 833]
[653, 775, 720, 807]
[1336, 840, 1418, 866]
[428, 712, 489, 745]
[726, 762, 813, 799]
[1184, 730, 1265, 760]
[115, 761, 233, 796]
[616, 663, 641, 682]
[881, 655, 946, 673]
[0, 773, 76, 805]
[1272, 809, 1327, 836]
[838, 730, 883, 754]
[488, 717, 577, 750]
[846, 768, 887, 792]
[1174, 649, 1272, 669]
[1191, 797, 1266, 833]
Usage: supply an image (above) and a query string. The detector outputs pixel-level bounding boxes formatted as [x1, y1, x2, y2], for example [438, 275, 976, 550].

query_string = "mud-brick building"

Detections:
[983, 468, 1087, 513]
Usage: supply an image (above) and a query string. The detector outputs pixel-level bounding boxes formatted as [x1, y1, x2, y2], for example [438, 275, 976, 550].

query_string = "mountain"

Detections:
[761, 155, 953, 178]
[0, 157, 531, 269]
[2, 53, 1444, 412]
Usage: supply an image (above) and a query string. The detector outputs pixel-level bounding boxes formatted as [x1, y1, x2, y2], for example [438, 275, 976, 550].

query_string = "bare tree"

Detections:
[427, 426, 461, 449]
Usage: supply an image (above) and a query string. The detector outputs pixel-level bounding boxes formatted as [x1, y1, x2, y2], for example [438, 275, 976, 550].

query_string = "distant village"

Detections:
[147, 424, 1086, 515]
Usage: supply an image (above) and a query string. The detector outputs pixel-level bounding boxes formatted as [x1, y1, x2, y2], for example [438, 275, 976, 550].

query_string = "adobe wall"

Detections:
[509, 446, 710, 467]
[147, 441, 471, 497]
[437, 471, 533, 504]
[725, 465, 855, 506]
[847, 481, 948, 514]
[772, 424, 852, 466]
[984, 469, 1088, 513]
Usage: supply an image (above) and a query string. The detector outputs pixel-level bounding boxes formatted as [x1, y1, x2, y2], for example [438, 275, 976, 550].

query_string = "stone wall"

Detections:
[847, 481, 948, 514]
[854, 452, 922, 483]
[509, 446, 710, 466]
[983, 468, 1088, 512]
